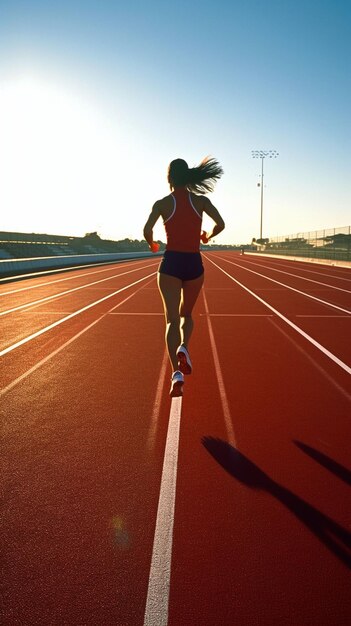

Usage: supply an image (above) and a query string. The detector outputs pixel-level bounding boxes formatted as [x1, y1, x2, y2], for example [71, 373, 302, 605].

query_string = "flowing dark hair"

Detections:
[168, 156, 223, 193]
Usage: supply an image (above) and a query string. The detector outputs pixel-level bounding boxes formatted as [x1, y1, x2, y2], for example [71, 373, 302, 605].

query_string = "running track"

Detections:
[1, 252, 350, 626]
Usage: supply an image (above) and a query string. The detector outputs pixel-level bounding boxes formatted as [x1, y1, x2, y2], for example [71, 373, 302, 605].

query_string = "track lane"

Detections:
[0, 280, 158, 396]
[2, 252, 351, 625]
[0, 270, 158, 390]
[211, 253, 351, 312]
[206, 253, 351, 367]
[0, 260, 158, 315]
[229, 255, 351, 293]
[0, 256, 162, 286]
[1, 279, 175, 626]
[169, 256, 351, 626]
[0, 265, 156, 350]
[244, 254, 351, 279]
[0, 257, 158, 298]
[0, 272, 156, 360]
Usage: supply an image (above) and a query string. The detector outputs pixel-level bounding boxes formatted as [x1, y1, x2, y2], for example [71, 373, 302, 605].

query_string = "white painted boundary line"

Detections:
[109, 312, 163, 316]
[205, 256, 351, 376]
[0, 255, 161, 284]
[144, 396, 182, 626]
[0, 260, 114, 283]
[0, 316, 104, 395]
[203, 290, 237, 446]
[0, 257, 157, 297]
[0, 271, 156, 357]
[212, 254, 351, 315]
[244, 251, 351, 270]
[235, 255, 351, 283]
[147, 350, 169, 452]
[0, 278, 156, 395]
[0, 261, 157, 316]
[231, 256, 351, 293]
[200, 313, 273, 317]
[268, 318, 351, 402]
[296, 314, 351, 318]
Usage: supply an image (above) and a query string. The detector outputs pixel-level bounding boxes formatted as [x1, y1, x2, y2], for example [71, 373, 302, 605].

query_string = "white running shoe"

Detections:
[176, 344, 192, 375]
[170, 370, 184, 397]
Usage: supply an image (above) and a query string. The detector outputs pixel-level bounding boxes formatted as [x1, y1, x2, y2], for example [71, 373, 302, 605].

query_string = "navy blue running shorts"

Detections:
[158, 250, 204, 281]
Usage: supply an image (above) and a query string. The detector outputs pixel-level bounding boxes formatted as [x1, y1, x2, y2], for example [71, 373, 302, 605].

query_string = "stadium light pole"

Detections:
[251, 150, 279, 240]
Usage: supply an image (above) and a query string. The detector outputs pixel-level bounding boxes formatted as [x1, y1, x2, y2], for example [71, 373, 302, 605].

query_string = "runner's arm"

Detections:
[143, 201, 162, 247]
[202, 197, 225, 240]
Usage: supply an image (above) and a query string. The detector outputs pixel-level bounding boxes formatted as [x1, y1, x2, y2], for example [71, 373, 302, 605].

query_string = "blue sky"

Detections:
[0, 0, 350, 244]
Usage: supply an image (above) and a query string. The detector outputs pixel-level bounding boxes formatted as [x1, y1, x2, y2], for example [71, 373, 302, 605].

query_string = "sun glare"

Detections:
[0, 75, 132, 238]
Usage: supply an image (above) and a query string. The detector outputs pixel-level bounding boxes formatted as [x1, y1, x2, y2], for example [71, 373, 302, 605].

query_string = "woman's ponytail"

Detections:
[187, 156, 223, 193]
[168, 156, 223, 193]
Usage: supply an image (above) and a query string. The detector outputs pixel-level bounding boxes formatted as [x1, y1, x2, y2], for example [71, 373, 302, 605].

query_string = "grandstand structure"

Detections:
[0, 231, 252, 260]
[252, 226, 350, 262]
[1, 227, 349, 264]
[0, 231, 157, 259]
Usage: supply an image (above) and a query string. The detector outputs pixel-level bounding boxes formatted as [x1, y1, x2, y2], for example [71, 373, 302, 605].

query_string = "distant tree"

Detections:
[84, 231, 101, 240]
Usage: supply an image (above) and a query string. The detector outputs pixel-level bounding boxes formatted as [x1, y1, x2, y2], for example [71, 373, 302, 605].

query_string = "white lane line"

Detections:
[202, 290, 237, 446]
[19, 311, 75, 315]
[199, 313, 273, 317]
[0, 262, 157, 316]
[19, 311, 163, 316]
[246, 257, 351, 282]
[0, 257, 157, 296]
[147, 349, 169, 452]
[238, 255, 351, 282]
[0, 316, 104, 395]
[0, 278, 156, 395]
[144, 396, 182, 626]
[212, 253, 351, 315]
[0, 261, 110, 283]
[231, 256, 351, 291]
[109, 312, 163, 316]
[205, 256, 351, 376]
[0, 256, 161, 284]
[268, 318, 351, 402]
[296, 315, 351, 318]
[0, 271, 156, 357]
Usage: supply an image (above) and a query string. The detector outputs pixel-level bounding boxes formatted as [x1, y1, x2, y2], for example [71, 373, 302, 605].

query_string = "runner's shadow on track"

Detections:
[202, 437, 351, 569]
[294, 440, 351, 486]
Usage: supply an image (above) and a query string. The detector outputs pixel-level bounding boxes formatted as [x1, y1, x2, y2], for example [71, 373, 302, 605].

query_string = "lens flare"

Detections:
[111, 516, 130, 549]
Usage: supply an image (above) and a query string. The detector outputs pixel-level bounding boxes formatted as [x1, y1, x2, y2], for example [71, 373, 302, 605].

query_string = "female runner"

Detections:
[143, 156, 225, 396]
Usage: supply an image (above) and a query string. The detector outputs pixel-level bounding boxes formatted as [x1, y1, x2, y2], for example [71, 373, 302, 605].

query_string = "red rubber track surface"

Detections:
[1, 253, 350, 625]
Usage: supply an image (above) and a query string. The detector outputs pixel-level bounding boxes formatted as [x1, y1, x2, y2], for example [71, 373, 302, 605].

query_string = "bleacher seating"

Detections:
[0, 231, 153, 259]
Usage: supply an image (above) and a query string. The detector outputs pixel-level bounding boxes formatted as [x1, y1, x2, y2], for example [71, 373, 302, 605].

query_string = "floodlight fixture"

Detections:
[251, 149, 279, 240]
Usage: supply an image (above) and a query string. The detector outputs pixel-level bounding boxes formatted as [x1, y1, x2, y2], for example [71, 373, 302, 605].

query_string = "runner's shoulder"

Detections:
[154, 194, 174, 220]
[190, 192, 209, 212]
[157, 193, 174, 206]
[152, 195, 172, 211]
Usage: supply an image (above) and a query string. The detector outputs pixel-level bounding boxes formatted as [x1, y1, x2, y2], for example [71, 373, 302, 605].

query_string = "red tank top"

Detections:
[164, 188, 202, 252]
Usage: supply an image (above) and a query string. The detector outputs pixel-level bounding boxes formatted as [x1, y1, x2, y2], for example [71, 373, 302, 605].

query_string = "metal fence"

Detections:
[254, 226, 351, 262]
